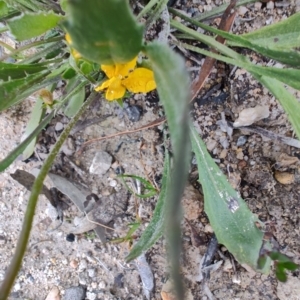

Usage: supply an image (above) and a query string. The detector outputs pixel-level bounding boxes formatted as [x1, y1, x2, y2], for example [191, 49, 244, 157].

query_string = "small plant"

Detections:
[0, 1, 299, 299]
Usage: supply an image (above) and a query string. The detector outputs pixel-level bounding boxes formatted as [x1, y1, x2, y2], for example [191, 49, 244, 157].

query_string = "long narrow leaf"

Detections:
[191, 126, 270, 272]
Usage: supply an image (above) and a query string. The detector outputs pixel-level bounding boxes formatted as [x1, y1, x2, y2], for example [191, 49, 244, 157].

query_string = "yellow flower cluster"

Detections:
[65, 33, 156, 101]
[95, 56, 156, 101]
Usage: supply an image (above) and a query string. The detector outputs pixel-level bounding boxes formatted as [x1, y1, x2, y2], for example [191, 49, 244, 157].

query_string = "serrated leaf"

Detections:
[126, 153, 170, 261]
[191, 126, 271, 272]
[63, 0, 143, 64]
[0, 62, 46, 80]
[7, 11, 63, 41]
[0, 70, 50, 111]
[21, 98, 45, 160]
[0, 110, 54, 172]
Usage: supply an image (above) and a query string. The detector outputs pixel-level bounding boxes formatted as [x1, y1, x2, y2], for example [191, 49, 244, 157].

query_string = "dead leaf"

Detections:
[275, 153, 299, 169]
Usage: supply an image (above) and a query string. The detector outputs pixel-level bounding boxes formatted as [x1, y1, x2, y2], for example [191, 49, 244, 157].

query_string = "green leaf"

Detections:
[0, 62, 46, 80]
[0, 71, 50, 111]
[276, 266, 287, 282]
[126, 153, 170, 261]
[62, 67, 76, 79]
[145, 42, 190, 298]
[171, 9, 300, 66]
[63, 83, 85, 118]
[252, 75, 300, 140]
[0, 1, 9, 17]
[0, 110, 54, 172]
[21, 98, 46, 160]
[63, 0, 144, 64]
[191, 126, 271, 272]
[7, 11, 63, 41]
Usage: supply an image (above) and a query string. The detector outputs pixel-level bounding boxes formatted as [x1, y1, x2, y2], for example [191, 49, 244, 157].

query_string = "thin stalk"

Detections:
[170, 19, 245, 61]
[24, 57, 64, 66]
[0, 36, 64, 62]
[172, 40, 244, 68]
[0, 40, 15, 52]
[146, 0, 169, 27]
[137, 0, 160, 20]
[0, 90, 96, 300]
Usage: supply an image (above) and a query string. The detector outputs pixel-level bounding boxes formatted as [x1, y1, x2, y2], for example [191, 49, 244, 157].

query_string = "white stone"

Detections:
[89, 151, 112, 175]
[233, 106, 269, 127]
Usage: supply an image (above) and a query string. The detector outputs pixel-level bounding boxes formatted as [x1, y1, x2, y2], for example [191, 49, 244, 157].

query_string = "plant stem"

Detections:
[0, 90, 96, 300]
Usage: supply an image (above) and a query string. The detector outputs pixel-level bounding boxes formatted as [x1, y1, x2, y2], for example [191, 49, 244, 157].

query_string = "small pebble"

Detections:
[87, 268, 96, 278]
[78, 259, 88, 272]
[254, 1, 262, 10]
[55, 122, 64, 131]
[70, 259, 79, 269]
[66, 233, 75, 242]
[64, 286, 86, 300]
[109, 179, 117, 187]
[236, 136, 247, 147]
[89, 151, 112, 175]
[124, 105, 142, 122]
[204, 224, 213, 233]
[223, 259, 233, 272]
[274, 171, 295, 185]
[266, 1, 274, 9]
[46, 286, 61, 300]
[86, 292, 96, 300]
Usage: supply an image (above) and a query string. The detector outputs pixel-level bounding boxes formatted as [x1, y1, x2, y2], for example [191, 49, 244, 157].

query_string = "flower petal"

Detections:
[94, 77, 114, 91]
[115, 56, 137, 78]
[122, 68, 156, 93]
[101, 64, 116, 79]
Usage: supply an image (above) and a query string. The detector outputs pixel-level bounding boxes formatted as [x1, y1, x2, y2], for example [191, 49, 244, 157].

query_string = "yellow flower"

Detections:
[95, 56, 156, 101]
[65, 33, 82, 59]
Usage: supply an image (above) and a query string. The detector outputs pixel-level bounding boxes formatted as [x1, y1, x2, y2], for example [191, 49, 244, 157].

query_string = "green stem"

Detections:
[0, 36, 64, 62]
[146, 0, 169, 27]
[0, 90, 96, 300]
[137, 0, 160, 20]
[0, 40, 15, 52]
[170, 19, 244, 61]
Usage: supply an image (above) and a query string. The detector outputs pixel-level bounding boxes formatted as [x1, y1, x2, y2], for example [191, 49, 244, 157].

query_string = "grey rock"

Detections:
[124, 105, 142, 122]
[89, 151, 112, 175]
[237, 136, 247, 147]
[64, 286, 86, 300]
